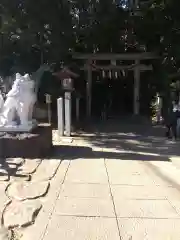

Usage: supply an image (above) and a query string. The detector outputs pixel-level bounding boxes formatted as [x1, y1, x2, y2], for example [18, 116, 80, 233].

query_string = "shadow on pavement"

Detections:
[53, 121, 180, 162]
[52, 145, 170, 162]
[71, 122, 180, 159]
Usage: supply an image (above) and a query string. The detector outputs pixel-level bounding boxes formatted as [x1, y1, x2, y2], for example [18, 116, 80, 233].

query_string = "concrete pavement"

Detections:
[19, 125, 180, 240]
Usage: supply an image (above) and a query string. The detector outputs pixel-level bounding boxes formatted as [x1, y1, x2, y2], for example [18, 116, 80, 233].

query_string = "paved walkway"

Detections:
[2, 123, 180, 239]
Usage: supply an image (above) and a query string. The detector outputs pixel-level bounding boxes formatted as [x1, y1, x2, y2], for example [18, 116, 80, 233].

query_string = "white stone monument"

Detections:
[0, 73, 37, 132]
[57, 97, 64, 136]
[62, 78, 73, 137]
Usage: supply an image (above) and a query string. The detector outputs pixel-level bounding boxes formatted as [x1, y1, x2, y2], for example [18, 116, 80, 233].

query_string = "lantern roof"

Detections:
[53, 66, 79, 80]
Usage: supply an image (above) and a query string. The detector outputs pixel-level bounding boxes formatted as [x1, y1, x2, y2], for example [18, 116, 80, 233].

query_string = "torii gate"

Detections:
[72, 52, 158, 117]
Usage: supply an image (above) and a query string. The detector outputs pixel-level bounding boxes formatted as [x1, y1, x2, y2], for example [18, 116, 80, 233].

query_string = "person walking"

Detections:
[176, 103, 180, 138]
[165, 101, 178, 140]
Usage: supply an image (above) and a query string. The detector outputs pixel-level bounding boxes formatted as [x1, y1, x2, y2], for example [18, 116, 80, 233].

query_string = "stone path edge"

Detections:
[5, 182, 50, 201]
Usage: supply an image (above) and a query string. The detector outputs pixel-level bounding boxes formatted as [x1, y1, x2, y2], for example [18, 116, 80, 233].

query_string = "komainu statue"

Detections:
[0, 73, 37, 131]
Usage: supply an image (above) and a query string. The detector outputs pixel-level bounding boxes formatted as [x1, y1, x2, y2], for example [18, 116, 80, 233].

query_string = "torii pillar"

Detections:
[86, 60, 92, 117]
[133, 60, 140, 115]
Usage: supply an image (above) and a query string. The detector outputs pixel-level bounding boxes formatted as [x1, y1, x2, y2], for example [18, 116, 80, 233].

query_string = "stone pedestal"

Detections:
[0, 120, 38, 133]
[0, 124, 52, 158]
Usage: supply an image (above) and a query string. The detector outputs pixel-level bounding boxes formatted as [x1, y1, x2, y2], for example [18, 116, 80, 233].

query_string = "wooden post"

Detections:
[133, 60, 140, 115]
[135, 0, 139, 8]
[86, 60, 92, 117]
[76, 97, 80, 121]
[45, 94, 52, 124]
[111, 60, 116, 79]
[129, 0, 134, 10]
[156, 93, 162, 123]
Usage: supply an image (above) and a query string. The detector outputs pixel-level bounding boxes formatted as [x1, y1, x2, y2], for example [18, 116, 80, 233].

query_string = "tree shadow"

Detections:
[52, 145, 170, 162]
[0, 158, 29, 181]
[51, 121, 180, 163]
[72, 121, 180, 159]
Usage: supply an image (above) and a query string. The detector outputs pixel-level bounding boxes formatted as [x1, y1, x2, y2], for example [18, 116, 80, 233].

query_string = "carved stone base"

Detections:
[0, 125, 52, 158]
[0, 120, 38, 133]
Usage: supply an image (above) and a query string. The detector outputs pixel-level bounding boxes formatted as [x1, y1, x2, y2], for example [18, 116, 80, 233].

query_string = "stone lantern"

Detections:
[53, 66, 79, 137]
[53, 66, 79, 90]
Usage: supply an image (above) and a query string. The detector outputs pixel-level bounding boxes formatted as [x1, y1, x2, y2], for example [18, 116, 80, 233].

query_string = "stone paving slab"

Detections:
[0, 167, 9, 181]
[60, 183, 111, 199]
[165, 187, 180, 201]
[7, 181, 50, 201]
[118, 218, 180, 240]
[3, 200, 42, 228]
[54, 196, 115, 217]
[19, 209, 50, 240]
[168, 200, 180, 216]
[0, 183, 10, 217]
[105, 159, 156, 185]
[0, 227, 12, 240]
[65, 159, 108, 184]
[65, 170, 108, 184]
[111, 185, 168, 200]
[114, 199, 179, 218]
[43, 216, 120, 240]
[108, 171, 155, 186]
[32, 159, 61, 181]
[146, 160, 180, 187]
[142, 159, 180, 187]
[148, 161, 180, 178]
[6, 158, 25, 167]
[142, 164, 174, 187]
[68, 159, 106, 173]
[38, 160, 70, 213]
[105, 159, 144, 173]
[10, 173, 31, 182]
[17, 159, 42, 175]
[69, 158, 105, 168]
[18, 160, 71, 240]
[6, 126, 180, 240]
